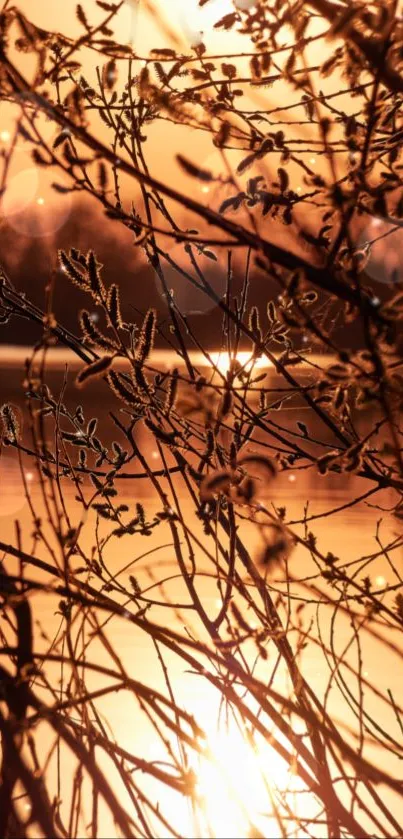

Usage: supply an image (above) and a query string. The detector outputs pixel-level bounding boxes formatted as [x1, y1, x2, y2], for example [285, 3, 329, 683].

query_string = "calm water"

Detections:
[0, 349, 401, 838]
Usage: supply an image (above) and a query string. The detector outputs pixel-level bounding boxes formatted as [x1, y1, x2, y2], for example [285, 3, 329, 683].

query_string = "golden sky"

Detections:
[0, 2, 341, 254]
[1, 2, 257, 209]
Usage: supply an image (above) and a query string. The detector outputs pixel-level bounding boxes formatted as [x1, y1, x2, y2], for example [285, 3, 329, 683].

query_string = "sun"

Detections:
[190, 709, 311, 839]
[195, 721, 271, 838]
[209, 350, 269, 375]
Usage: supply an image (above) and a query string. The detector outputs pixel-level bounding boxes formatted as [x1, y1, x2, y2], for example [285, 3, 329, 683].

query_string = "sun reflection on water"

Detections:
[209, 350, 269, 375]
[189, 712, 312, 839]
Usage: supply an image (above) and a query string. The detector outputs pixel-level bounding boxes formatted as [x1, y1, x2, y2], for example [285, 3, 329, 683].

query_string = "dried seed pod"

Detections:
[107, 370, 142, 407]
[214, 120, 230, 148]
[176, 154, 214, 182]
[236, 476, 256, 503]
[76, 355, 114, 387]
[217, 387, 233, 421]
[317, 450, 339, 475]
[107, 284, 123, 330]
[249, 306, 262, 346]
[200, 469, 231, 501]
[164, 368, 178, 414]
[145, 418, 177, 445]
[59, 250, 87, 290]
[87, 250, 105, 301]
[136, 308, 156, 366]
[79, 310, 118, 350]
[133, 364, 151, 401]
[267, 300, 276, 324]
[229, 440, 237, 470]
[237, 454, 276, 480]
[334, 387, 346, 410]
[0, 403, 21, 441]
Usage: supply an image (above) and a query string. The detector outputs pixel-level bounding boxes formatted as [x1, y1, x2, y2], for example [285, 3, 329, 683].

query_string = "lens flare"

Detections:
[356, 216, 403, 285]
[1, 168, 72, 238]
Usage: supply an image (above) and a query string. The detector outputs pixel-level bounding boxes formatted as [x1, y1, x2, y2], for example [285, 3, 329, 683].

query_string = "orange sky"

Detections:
[1, 0, 333, 189]
[1, 2, 253, 211]
[0, 2, 349, 263]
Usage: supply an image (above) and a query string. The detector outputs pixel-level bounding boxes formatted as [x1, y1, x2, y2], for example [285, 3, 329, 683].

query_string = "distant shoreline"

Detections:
[0, 344, 333, 372]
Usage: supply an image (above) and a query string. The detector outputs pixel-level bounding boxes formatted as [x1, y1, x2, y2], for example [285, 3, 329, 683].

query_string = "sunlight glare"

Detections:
[1, 168, 72, 237]
[209, 351, 269, 375]
[194, 715, 303, 839]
